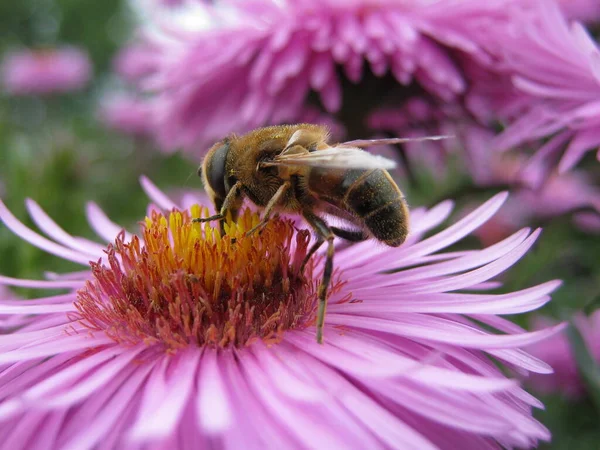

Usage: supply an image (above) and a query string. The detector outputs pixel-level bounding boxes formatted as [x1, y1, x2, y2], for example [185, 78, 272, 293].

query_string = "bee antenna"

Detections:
[184, 169, 197, 186]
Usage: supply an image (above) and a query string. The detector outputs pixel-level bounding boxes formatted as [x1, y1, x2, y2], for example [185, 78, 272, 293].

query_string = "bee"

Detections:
[195, 124, 449, 343]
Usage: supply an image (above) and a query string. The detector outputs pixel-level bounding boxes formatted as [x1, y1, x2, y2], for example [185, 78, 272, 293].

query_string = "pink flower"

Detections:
[0, 286, 23, 332]
[0, 178, 564, 448]
[1, 47, 92, 95]
[369, 101, 600, 238]
[125, 0, 525, 155]
[99, 94, 155, 137]
[557, 0, 600, 23]
[113, 44, 160, 84]
[468, 2, 600, 173]
[527, 312, 600, 398]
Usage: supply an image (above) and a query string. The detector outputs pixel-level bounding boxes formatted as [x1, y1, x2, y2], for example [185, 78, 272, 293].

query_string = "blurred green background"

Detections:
[0, 2, 598, 448]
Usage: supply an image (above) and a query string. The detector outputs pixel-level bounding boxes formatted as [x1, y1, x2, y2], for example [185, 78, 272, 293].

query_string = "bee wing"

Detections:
[270, 146, 397, 170]
[340, 134, 453, 148]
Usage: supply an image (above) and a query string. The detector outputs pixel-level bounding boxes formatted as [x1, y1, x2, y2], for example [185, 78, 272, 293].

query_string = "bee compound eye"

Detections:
[207, 142, 230, 198]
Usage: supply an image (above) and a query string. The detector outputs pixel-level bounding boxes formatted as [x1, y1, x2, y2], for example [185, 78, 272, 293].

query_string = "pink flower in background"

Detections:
[0, 179, 564, 448]
[124, 0, 528, 155]
[527, 312, 600, 398]
[1, 47, 92, 95]
[369, 99, 600, 239]
[557, 0, 600, 22]
[113, 44, 160, 84]
[99, 94, 155, 137]
[469, 2, 600, 173]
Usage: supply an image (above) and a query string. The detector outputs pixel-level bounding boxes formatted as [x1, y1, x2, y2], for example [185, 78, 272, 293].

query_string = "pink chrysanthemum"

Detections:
[99, 94, 155, 137]
[0, 178, 564, 448]
[557, 0, 600, 23]
[0, 286, 24, 332]
[1, 47, 92, 95]
[527, 312, 600, 398]
[467, 2, 600, 173]
[124, 0, 530, 154]
[369, 100, 600, 238]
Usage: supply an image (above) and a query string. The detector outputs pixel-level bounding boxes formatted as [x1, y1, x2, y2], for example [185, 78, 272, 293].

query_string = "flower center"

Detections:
[74, 206, 319, 350]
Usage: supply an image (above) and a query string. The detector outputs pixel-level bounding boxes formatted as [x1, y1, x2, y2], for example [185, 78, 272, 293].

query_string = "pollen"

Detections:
[74, 206, 318, 350]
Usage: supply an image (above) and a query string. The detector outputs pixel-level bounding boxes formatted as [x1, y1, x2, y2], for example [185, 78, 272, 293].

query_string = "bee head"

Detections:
[200, 139, 231, 202]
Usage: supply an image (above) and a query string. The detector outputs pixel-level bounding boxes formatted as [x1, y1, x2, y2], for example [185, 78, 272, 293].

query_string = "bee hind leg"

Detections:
[300, 236, 324, 274]
[302, 210, 335, 345]
[330, 227, 367, 242]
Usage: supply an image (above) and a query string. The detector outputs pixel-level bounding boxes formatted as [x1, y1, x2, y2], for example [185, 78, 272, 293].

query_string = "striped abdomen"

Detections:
[308, 168, 409, 247]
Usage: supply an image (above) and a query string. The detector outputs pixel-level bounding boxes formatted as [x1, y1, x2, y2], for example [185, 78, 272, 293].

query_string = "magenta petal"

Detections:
[129, 351, 199, 441]
[85, 202, 133, 243]
[0, 200, 92, 266]
[196, 350, 233, 433]
[139, 176, 178, 211]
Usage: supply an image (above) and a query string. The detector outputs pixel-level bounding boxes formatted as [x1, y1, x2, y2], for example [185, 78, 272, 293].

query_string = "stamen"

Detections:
[73, 206, 324, 350]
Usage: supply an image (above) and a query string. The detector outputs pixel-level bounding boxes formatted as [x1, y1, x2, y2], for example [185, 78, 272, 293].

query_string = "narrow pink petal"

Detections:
[2, 410, 47, 449]
[85, 202, 133, 243]
[129, 350, 199, 440]
[0, 293, 77, 306]
[237, 351, 357, 449]
[337, 200, 454, 271]
[289, 331, 517, 392]
[368, 378, 512, 435]
[196, 350, 233, 433]
[382, 228, 531, 284]
[41, 349, 145, 411]
[332, 281, 559, 315]
[221, 352, 292, 448]
[396, 192, 509, 261]
[0, 200, 91, 266]
[252, 343, 323, 402]
[394, 230, 541, 294]
[24, 346, 133, 402]
[326, 314, 566, 350]
[33, 410, 67, 450]
[61, 362, 152, 450]
[0, 275, 84, 290]
[344, 194, 507, 281]
[0, 303, 75, 314]
[295, 351, 438, 450]
[0, 334, 112, 363]
[0, 323, 80, 348]
[25, 199, 105, 257]
[139, 176, 177, 211]
[559, 128, 600, 173]
[0, 354, 77, 417]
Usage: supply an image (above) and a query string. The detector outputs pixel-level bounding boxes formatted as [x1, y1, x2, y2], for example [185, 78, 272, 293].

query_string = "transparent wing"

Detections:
[269, 146, 397, 170]
[340, 134, 453, 148]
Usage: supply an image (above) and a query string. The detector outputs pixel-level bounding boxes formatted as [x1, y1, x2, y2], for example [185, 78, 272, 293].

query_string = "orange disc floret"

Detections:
[74, 206, 318, 350]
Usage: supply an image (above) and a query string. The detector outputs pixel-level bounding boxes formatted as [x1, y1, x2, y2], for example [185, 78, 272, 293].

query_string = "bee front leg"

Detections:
[302, 210, 334, 345]
[193, 181, 243, 224]
[245, 181, 291, 237]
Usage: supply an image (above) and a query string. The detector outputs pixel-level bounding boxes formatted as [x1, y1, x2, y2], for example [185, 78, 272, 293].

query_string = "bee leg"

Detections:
[302, 210, 334, 345]
[300, 237, 324, 274]
[193, 213, 225, 223]
[330, 227, 367, 242]
[193, 182, 243, 224]
[245, 181, 291, 237]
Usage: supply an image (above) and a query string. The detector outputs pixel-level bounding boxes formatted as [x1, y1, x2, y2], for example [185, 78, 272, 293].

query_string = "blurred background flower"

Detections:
[1, 47, 92, 95]
[0, 0, 599, 448]
[527, 312, 600, 399]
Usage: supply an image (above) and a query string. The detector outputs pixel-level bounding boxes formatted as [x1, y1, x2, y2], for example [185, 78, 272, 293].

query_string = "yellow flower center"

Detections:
[74, 206, 323, 350]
